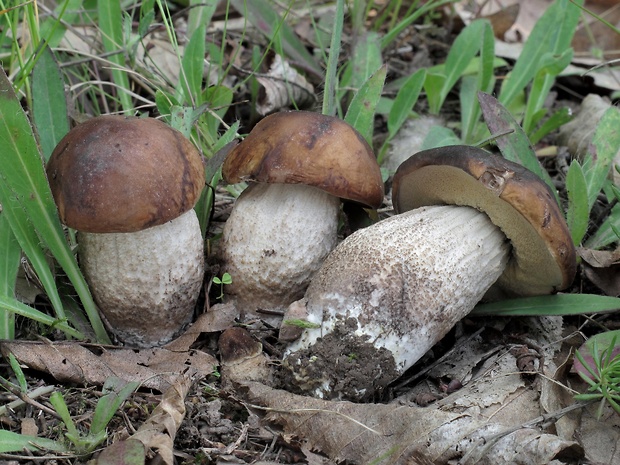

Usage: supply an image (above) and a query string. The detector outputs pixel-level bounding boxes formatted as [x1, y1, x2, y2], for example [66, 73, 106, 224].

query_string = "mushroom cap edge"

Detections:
[222, 111, 384, 209]
[392, 145, 576, 296]
[46, 115, 206, 233]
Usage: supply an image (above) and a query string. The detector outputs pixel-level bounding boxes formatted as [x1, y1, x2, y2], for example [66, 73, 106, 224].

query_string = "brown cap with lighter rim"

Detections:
[392, 145, 576, 297]
[47, 115, 205, 233]
[222, 111, 384, 209]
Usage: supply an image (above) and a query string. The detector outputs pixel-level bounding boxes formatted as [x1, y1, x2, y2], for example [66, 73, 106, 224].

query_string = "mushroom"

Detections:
[219, 111, 383, 323]
[281, 145, 576, 401]
[46, 115, 206, 347]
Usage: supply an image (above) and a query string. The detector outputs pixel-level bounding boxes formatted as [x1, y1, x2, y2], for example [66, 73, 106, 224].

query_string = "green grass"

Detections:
[0, 1, 618, 441]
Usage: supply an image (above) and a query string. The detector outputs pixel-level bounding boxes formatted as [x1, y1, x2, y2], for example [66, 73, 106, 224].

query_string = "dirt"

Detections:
[278, 316, 400, 402]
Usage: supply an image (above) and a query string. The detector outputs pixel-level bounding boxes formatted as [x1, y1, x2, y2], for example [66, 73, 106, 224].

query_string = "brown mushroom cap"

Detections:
[222, 111, 384, 209]
[392, 145, 576, 296]
[46, 116, 205, 233]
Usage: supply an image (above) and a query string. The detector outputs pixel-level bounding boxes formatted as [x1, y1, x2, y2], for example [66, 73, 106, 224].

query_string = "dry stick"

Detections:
[0, 377, 60, 419]
[0, 385, 56, 417]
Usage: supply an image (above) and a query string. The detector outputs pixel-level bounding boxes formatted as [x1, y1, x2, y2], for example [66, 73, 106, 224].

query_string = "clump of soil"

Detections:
[279, 317, 399, 402]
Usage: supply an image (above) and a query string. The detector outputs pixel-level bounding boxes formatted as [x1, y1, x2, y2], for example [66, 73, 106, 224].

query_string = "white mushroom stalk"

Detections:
[282, 205, 509, 400]
[281, 145, 576, 401]
[221, 183, 340, 317]
[80, 209, 204, 347]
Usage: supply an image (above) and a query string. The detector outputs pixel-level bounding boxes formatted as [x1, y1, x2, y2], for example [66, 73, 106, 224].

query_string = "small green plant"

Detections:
[0, 355, 138, 456]
[212, 272, 233, 300]
[48, 377, 139, 455]
[283, 319, 322, 329]
[574, 331, 620, 419]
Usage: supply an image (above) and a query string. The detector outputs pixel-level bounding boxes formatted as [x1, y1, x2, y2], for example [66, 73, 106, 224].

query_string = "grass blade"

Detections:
[0, 69, 109, 343]
[522, 49, 573, 135]
[377, 68, 426, 165]
[478, 91, 560, 205]
[32, 46, 69, 162]
[0, 212, 19, 339]
[98, 0, 133, 113]
[345, 64, 387, 144]
[380, 0, 456, 49]
[39, 0, 85, 48]
[91, 377, 139, 436]
[566, 160, 590, 245]
[583, 107, 620, 209]
[187, 0, 218, 37]
[229, 0, 322, 77]
[387, 68, 426, 138]
[0, 430, 68, 453]
[499, 0, 582, 108]
[586, 203, 620, 249]
[339, 30, 382, 105]
[180, 24, 206, 106]
[461, 21, 495, 143]
[323, 0, 344, 116]
[0, 294, 83, 339]
[473, 294, 620, 316]
[430, 19, 486, 114]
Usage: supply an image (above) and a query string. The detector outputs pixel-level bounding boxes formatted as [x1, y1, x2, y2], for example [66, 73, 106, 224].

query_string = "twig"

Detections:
[0, 378, 60, 419]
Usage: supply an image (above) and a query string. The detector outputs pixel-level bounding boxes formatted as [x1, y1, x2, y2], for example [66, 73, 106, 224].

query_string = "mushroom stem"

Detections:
[80, 209, 204, 347]
[221, 183, 340, 322]
[282, 205, 510, 400]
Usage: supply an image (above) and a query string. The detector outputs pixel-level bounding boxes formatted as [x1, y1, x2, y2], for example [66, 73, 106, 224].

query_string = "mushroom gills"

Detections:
[283, 205, 510, 400]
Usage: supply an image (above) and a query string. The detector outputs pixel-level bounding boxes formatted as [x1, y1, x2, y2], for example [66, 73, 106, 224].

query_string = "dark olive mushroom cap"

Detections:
[392, 145, 576, 297]
[47, 116, 205, 233]
[222, 111, 384, 209]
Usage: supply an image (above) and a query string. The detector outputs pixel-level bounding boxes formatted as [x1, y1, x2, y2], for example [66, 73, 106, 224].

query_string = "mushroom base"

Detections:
[220, 183, 340, 324]
[282, 205, 509, 401]
[80, 209, 205, 347]
[281, 314, 400, 401]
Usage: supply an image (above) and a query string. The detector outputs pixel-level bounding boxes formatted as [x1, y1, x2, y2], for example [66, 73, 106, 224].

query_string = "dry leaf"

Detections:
[540, 349, 581, 441]
[95, 373, 196, 465]
[579, 247, 620, 268]
[579, 247, 620, 296]
[164, 304, 238, 352]
[0, 340, 217, 392]
[557, 94, 613, 159]
[237, 381, 582, 465]
[241, 317, 584, 464]
[576, 400, 620, 464]
[482, 4, 520, 39]
[130, 373, 194, 464]
[256, 54, 316, 115]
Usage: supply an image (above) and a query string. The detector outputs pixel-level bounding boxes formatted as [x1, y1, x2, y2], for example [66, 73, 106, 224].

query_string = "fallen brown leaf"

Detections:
[0, 340, 217, 392]
[579, 247, 620, 296]
[94, 373, 196, 465]
[255, 54, 316, 115]
[236, 380, 583, 465]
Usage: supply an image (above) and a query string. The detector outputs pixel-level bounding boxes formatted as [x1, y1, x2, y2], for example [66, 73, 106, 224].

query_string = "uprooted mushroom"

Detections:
[218, 111, 384, 324]
[281, 145, 576, 401]
[46, 116, 206, 348]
